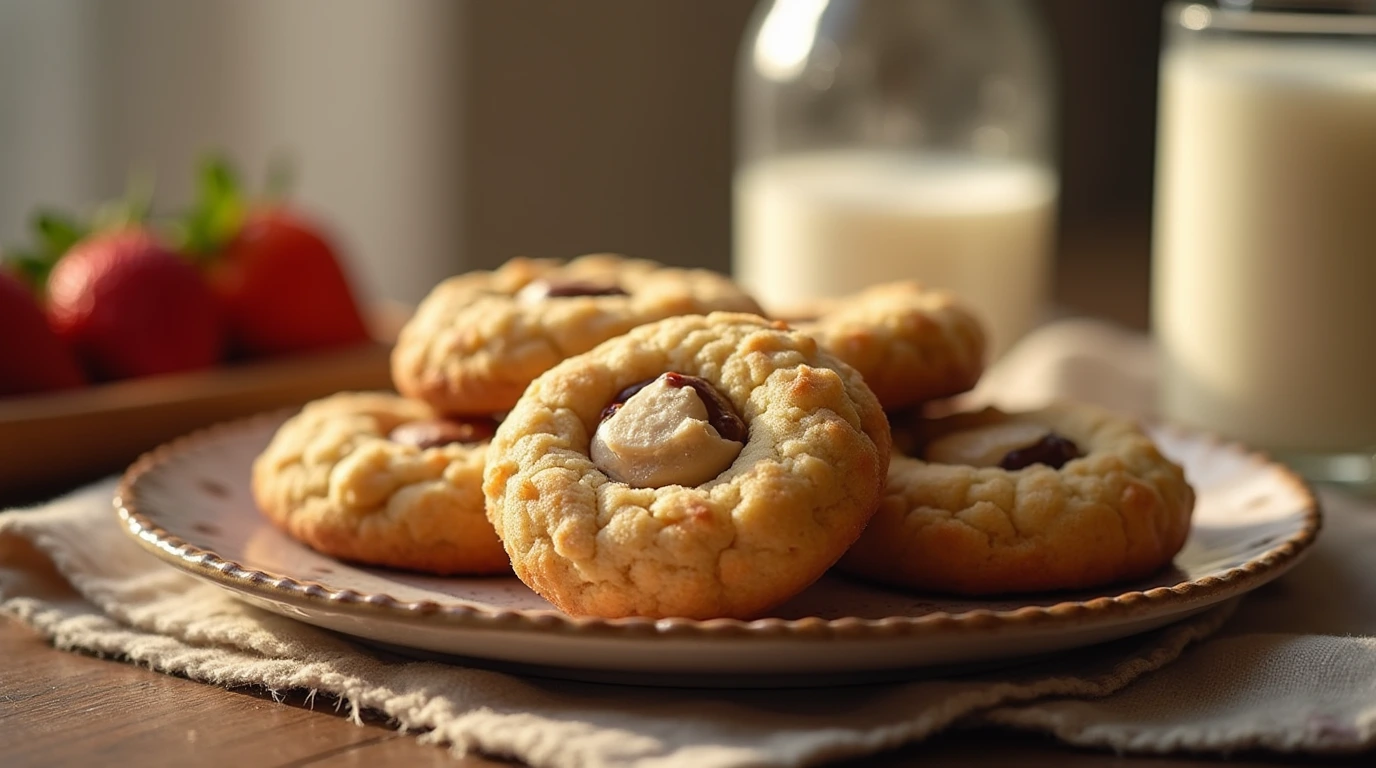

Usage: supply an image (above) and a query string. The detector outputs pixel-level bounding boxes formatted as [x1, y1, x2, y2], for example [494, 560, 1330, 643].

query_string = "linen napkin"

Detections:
[3, 318, 1374, 766]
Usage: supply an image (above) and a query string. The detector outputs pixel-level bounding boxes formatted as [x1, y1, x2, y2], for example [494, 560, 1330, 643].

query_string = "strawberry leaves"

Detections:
[35, 211, 88, 254]
[177, 154, 300, 260]
[2, 171, 154, 291]
[3, 210, 90, 291]
[178, 156, 246, 260]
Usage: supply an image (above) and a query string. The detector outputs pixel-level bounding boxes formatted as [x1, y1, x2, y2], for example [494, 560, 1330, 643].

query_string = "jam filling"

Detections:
[998, 432, 1082, 471]
[525, 279, 627, 299]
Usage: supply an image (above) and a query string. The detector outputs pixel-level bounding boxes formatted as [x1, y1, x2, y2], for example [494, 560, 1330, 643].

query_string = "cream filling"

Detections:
[591, 375, 743, 488]
[515, 280, 556, 304]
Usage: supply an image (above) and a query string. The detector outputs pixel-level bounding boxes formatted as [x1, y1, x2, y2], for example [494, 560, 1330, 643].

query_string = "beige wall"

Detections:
[0, 2, 102, 252]
[3, 0, 1163, 324]
[2, 0, 463, 305]
[461, 1, 756, 276]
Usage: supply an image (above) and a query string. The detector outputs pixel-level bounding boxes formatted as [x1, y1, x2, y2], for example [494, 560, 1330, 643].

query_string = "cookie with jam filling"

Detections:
[251, 392, 509, 574]
[839, 403, 1196, 595]
[391, 254, 762, 415]
[482, 312, 891, 620]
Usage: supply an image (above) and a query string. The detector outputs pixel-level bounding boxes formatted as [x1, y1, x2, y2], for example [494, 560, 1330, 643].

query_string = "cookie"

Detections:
[252, 392, 509, 575]
[482, 312, 892, 619]
[839, 403, 1194, 595]
[392, 254, 763, 415]
[791, 282, 986, 411]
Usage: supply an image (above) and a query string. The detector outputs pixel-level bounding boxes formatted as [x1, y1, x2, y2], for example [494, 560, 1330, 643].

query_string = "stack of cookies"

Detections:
[252, 255, 1195, 620]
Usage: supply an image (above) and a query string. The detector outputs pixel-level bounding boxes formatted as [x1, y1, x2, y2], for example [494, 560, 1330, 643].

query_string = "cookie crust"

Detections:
[794, 282, 986, 410]
[392, 255, 762, 415]
[840, 404, 1195, 595]
[252, 392, 509, 574]
[482, 313, 892, 619]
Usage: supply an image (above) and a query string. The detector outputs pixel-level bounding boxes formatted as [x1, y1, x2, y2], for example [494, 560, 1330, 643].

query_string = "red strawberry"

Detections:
[47, 228, 223, 380]
[0, 268, 86, 397]
[210, 208, 370, 357]
[182, 158, 370, 358]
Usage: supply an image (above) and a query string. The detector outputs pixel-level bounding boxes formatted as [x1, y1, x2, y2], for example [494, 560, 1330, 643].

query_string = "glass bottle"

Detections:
[733, 0, 1058, 358]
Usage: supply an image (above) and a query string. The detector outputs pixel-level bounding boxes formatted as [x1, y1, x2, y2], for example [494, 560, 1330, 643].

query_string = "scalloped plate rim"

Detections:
[114, 408, 1322, 648]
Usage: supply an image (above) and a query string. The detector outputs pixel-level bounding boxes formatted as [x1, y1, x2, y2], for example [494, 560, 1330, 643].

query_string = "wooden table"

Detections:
[5, 615, 1355, 767]
[1, 243, 1366, 766]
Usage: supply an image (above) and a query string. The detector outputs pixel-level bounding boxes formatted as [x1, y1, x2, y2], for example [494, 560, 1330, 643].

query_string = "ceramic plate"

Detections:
[116, 412, 1320, 686]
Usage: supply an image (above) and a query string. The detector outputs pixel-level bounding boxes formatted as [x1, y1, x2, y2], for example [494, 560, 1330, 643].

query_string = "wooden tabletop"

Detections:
[6, 614, 1356, 767]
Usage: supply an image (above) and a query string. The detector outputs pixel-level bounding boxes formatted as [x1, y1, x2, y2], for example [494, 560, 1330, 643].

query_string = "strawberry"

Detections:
[182, 158, 370, 358]
[46, 228, 223, 380]
[0, 268, 86, 397]
[211, 208, 371, 357]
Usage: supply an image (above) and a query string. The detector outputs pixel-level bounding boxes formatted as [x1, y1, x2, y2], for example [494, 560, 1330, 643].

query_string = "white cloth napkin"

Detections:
[3, 319, 1375, 766]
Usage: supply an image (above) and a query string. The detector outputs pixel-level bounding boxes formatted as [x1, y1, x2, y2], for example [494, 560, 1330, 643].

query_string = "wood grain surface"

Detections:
[3, 617, 1363, 767]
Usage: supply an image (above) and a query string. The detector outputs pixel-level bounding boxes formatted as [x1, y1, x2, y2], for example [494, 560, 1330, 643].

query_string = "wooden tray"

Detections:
[0, 306, 407, 501]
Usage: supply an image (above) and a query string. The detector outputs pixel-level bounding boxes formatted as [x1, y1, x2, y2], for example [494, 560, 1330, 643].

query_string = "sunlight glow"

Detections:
[754, 0, 830, 81]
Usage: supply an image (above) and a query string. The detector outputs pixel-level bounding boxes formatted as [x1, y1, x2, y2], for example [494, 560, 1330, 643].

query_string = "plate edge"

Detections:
[114, 412, 1325, 642]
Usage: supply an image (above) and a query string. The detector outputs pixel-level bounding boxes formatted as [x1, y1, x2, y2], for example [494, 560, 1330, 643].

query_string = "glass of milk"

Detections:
[734, 0, 1058, 360]
[1153, 1, 1376, 487]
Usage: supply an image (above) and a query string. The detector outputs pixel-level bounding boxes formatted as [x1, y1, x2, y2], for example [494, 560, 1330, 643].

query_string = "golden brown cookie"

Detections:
[252, 392, 509, 575]
[392, 254, 763, 415]
[791, 282, 986, 411]
[839, 403, 1194, 595]
[482, 312, 892, 619]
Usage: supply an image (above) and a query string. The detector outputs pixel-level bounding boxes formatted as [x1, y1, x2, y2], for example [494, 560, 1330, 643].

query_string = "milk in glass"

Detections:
[734, 150, 1057, 358]
[1154, 39, 1376, 454]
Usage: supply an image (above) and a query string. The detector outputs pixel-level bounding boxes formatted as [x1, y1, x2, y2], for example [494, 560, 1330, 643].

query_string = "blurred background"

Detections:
[0, 0, 1162, 325]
